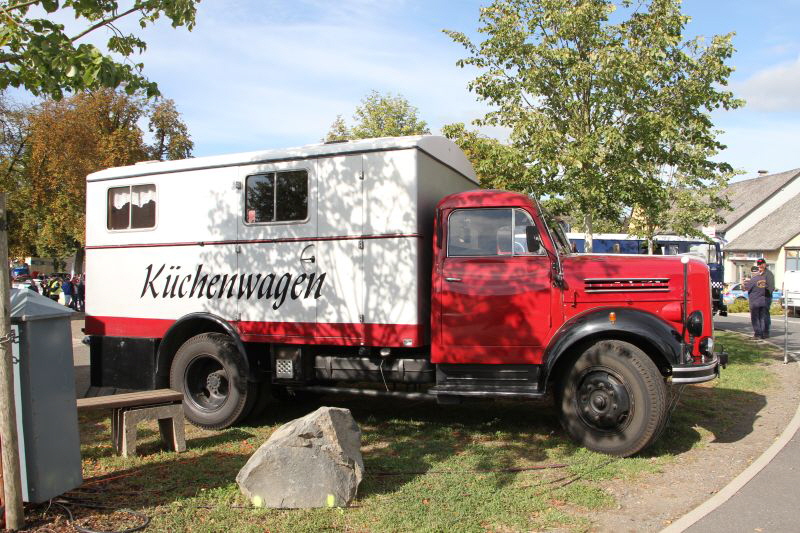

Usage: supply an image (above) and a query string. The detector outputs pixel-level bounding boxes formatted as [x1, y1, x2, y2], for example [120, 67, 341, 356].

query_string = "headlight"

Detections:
[687, 310, 704, 337]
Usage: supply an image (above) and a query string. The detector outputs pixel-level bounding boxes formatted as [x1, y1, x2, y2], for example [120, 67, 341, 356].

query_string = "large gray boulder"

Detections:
[236, 406, 364, 508]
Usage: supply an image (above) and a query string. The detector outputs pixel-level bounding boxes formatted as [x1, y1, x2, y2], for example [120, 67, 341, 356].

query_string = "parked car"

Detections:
[722, 283, 782, 305]
[12, 278, 39, 292]
[10, 266, 29, 279]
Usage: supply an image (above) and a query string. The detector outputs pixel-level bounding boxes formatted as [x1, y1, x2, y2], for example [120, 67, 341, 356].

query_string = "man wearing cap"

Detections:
[756, 258, 775, 337]
[745, 259, 773, 339]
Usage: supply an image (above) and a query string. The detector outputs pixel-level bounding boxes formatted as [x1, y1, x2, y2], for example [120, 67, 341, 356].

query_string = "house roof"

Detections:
[725, 192, 800, 251]
[718, 168, 800, 233]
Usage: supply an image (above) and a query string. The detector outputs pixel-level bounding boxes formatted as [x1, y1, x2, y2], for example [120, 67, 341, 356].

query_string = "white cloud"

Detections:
[714, 121, 800, 176]
[735, 56, 800, 111]
[122, 0, 489, 155]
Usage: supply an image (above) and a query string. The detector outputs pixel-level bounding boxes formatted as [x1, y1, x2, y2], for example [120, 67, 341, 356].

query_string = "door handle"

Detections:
[445, 277, 462, 282]
[300, 244, 315, 264]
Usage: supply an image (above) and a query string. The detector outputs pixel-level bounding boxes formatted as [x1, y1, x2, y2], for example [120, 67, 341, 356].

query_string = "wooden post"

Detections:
[0, 193, 24, 530]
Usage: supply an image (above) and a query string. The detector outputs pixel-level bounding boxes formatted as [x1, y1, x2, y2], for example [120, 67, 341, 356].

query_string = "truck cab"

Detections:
[430, 190, 724, 455]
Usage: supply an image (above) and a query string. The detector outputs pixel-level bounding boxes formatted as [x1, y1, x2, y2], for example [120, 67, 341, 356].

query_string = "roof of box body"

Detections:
[87, 135, 478, 183]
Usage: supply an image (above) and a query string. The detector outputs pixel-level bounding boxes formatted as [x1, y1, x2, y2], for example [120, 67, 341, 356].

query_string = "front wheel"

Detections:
[558, 340, 668, 457]
[170, 333, 257, 430]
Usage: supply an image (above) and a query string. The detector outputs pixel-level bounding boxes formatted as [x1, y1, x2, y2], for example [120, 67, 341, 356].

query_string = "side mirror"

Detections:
[525, 226, 539, 253]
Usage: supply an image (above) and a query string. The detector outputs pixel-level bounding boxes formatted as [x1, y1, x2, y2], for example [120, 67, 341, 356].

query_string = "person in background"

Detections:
[756, 258, 775, 337]
[74, 275, 85, 312]
[47, 276, 61, 302]
[62, 276, 73, 308]
[745, 263, 770, 339]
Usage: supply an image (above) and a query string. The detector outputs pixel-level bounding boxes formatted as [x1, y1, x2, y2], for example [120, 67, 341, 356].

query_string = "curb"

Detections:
[660, 336, 800, 532]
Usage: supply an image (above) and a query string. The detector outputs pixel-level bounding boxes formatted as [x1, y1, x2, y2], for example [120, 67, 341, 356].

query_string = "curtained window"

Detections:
[107, 184, 156, 230]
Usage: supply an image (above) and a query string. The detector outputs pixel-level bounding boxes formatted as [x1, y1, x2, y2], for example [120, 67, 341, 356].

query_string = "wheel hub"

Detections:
[577, 370, 631, 430]
[206, 371, 223, 395]
[184, 357, 229, 412]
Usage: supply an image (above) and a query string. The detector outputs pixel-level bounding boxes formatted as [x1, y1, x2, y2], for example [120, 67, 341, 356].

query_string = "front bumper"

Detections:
[671, 351, 728, 384]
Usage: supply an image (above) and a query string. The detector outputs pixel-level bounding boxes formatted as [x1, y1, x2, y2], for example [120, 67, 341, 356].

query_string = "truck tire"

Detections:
[558, 340, 668, 457]
[170, 333, 257, 430]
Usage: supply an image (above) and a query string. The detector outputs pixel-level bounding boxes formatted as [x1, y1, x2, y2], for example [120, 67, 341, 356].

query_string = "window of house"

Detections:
[107, 184, 156, 230]
[447, 208, 542, 257]
[787, 249, 800, 271]
[245, 170, 308, 223]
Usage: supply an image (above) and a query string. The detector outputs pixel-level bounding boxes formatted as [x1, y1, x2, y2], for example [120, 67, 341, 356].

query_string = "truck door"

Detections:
[314, 155, 365, 343]
[237, 164, 318, 337]
[439, 207, 553, 364]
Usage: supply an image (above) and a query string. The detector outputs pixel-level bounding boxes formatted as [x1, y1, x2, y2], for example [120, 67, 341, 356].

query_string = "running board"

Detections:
[302, 385, 435, 401]
[430, 385, 546, 400]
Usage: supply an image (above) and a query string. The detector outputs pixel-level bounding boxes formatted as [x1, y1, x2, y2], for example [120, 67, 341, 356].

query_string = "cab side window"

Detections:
[245, 170, 308, 223]
[107, 184, 156, 230]
[447, 208, 542, 257]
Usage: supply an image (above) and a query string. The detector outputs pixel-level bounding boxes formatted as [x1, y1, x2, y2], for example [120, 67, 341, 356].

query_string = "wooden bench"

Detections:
[77, 389, 187, 457]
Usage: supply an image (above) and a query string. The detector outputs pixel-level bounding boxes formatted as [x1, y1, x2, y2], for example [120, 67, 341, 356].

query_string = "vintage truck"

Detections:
[84, 136, 725, 457]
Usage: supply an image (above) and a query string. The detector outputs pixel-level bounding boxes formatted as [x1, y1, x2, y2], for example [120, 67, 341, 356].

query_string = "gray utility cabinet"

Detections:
[10, 288, 82, 503]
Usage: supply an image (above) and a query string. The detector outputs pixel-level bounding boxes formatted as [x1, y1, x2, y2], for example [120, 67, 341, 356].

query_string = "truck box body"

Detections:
[85, 137, 477, 347]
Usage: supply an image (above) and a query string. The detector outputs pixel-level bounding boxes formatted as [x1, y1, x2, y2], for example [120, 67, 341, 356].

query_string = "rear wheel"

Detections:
[558, 340, 668, 457]
[169, 333, 257, 430]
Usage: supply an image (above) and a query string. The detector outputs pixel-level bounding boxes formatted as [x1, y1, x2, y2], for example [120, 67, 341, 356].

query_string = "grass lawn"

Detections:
[25, 332, 780, 532]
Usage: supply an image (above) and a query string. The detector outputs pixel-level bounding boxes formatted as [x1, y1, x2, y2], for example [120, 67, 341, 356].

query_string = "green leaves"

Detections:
[0, 0, 200, 99]
[446, 0, 742, 249]
[325, 91, 430, 141]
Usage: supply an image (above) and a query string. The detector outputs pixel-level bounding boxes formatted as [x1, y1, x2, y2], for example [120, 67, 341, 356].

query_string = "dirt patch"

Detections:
[585, 340, 800, 532]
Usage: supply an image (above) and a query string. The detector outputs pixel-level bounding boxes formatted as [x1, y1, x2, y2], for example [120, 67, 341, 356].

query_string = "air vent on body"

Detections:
[585, 278, 670, 293]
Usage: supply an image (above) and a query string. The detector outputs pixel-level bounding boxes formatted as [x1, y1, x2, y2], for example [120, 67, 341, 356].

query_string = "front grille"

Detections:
[585, 278, 670, 293]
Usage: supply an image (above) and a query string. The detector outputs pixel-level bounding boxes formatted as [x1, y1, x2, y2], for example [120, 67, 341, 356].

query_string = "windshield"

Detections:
[685, 243, 719, 264]
[538, 204, 572, 255]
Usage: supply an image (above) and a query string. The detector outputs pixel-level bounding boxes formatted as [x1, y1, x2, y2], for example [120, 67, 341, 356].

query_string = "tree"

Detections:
[442, 122, 534, 191]
[324, 115, 351, 142]
[325, 90, 430, 141]
[0, 0, 200, 100]
[2, 88, 192, 269]
[0, 94, 34, 257]
[445, 0, 742, 251]
[148, 98, 194, 160]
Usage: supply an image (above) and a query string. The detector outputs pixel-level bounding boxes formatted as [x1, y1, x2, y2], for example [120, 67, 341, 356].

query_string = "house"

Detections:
[715, 168, 800, 287]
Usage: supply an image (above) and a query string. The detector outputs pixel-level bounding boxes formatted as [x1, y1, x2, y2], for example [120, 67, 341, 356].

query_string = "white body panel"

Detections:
[85, 136, 476, 346]
[785, 270, 800, 309]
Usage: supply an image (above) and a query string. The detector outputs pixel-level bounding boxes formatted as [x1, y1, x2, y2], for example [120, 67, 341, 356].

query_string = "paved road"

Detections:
[678, 313, 800, 532]
[71, 315, 90, 398]
[714, 311, 800, 358]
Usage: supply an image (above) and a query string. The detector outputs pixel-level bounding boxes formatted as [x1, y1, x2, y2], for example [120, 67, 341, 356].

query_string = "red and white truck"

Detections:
[85, 136, 726, 456]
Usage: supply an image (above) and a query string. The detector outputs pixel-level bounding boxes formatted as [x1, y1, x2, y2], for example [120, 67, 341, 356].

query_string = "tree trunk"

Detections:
[0, 193, 25, 530]
[74, 247, 85, 275]
[583, 213, 594, 253]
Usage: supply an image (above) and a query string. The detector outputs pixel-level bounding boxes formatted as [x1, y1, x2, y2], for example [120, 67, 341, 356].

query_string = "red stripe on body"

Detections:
[85, 233, 423, 250]
[84, 315, 426, 347]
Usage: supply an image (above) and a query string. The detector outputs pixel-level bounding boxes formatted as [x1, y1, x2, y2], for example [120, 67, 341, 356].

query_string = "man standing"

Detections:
[756, 258, 775, 337]
[47, 276, 61, 303]
[745, 261, 770, 339]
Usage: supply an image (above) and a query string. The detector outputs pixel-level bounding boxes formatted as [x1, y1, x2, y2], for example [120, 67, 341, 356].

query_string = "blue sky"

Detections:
[30, 0, 800, 177]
